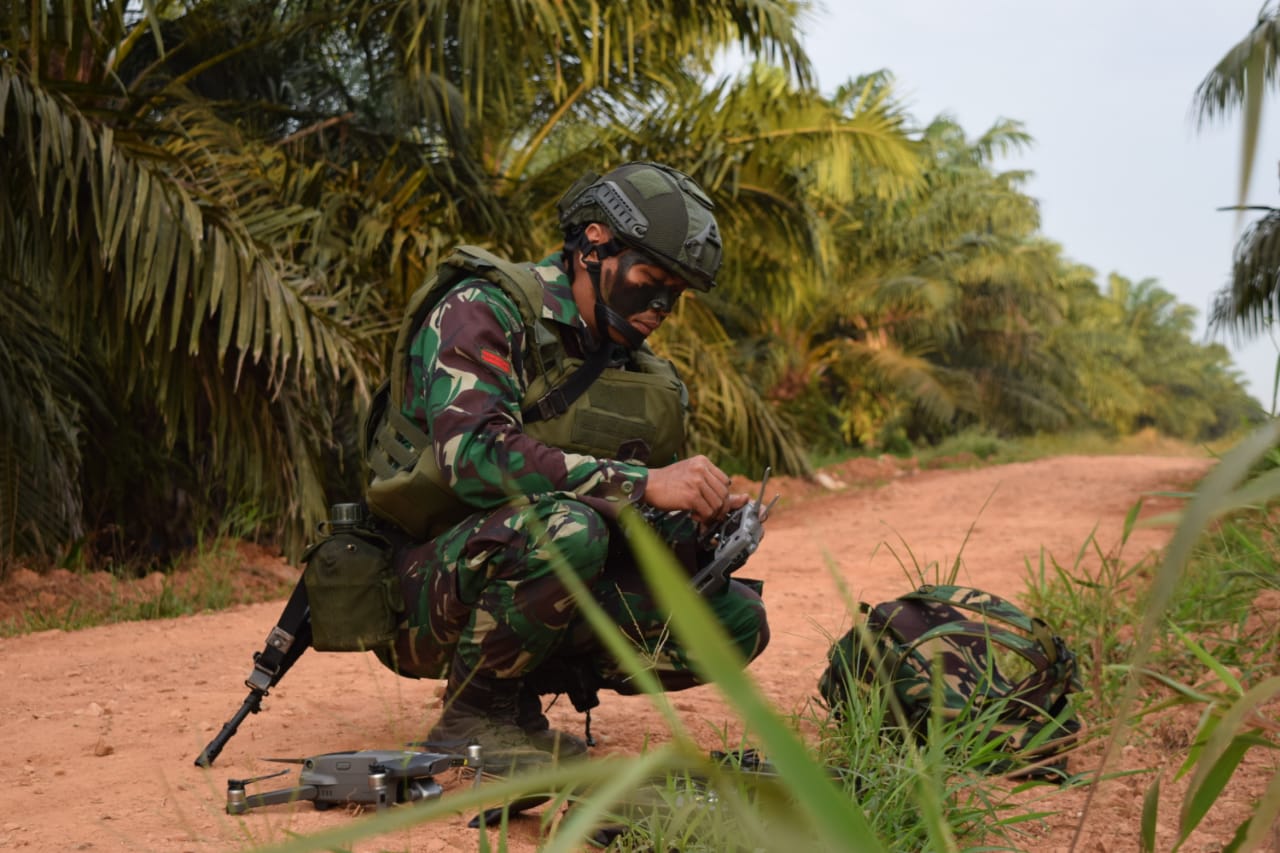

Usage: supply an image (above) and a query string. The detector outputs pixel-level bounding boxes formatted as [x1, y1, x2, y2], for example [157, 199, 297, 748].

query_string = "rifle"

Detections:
[194, 574, 313, 768]
[689, 468, 779, 596]
[195, 501, 404, 768]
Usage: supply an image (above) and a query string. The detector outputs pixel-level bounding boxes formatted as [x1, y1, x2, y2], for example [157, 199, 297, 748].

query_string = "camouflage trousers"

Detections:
[377, 493, 769, 693]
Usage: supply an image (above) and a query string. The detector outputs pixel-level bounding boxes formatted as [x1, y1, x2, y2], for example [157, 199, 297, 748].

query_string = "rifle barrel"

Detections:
[194, 691, 262, 767]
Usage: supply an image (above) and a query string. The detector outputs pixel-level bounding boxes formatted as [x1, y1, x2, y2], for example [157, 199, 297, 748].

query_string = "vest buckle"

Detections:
[530, 388, 568, 423]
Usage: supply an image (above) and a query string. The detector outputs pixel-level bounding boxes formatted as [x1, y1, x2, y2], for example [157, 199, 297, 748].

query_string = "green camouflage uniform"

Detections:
[380, 252, 769, 693]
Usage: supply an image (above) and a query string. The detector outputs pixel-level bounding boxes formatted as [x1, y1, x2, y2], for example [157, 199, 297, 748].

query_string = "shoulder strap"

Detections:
[897, 620, 1052, 673]
[902, 584, 1062, 666]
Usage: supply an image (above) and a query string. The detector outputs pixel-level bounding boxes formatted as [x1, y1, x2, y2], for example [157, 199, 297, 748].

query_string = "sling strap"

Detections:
[194, 579, 312, 767]
[522, 343, 615, 423]
[246, 578, 312, 695]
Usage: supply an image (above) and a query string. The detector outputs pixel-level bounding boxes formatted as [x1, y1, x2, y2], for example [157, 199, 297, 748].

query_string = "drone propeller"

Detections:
[226, 768, 290, 788]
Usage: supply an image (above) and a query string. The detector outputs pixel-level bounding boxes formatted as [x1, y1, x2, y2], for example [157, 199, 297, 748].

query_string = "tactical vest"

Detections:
[363, 245, 687, 539]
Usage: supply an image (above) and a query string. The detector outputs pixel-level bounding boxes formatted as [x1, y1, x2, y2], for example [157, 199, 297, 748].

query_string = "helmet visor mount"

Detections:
[559, 162, 723, 291]
[590, 180, 651, 242]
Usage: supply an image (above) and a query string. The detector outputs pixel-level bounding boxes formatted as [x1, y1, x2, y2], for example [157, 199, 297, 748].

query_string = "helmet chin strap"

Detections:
[595, 299, 646, 350]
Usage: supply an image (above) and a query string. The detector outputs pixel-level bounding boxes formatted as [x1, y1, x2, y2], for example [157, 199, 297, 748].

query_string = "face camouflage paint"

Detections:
[604, 251, 687, 317]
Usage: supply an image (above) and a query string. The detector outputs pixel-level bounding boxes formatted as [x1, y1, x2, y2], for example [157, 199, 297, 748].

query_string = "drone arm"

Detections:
[227, 785, 319, 814]
[248, 785, 319, 809]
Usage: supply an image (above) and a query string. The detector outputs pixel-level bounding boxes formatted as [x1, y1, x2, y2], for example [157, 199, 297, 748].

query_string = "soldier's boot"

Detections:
[516, 684, 589, 759]
[424, 661, 574, 776]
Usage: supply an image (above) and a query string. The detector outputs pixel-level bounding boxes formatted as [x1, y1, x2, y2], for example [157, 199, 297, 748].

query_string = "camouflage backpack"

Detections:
[817, 585, 1081, 778]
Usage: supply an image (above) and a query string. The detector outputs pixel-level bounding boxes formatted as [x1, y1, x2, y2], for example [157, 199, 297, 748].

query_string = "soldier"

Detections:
[361, 161, 770, 773]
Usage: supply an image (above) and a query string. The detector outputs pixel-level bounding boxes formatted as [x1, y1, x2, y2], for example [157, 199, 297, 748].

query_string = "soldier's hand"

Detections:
[644, 456, 749, 524]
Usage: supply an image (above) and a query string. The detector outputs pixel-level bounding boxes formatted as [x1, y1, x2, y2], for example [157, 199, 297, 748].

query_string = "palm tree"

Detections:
[1192, 2, 1280, 348]
[1, 1, 401, 563]
[0, 0, 850, 566]
[1048, 266, 1149, 432]
[618, 66, 923, 468]
[1108, 274, 1259, 440]
[805, 113, 1074, 446]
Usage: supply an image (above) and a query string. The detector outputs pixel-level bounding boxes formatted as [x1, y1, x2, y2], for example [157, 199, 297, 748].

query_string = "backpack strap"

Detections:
[904, 585, 1080, 697]
[902, 585, 1063, 666]
[880, 592, 1072, 719]
[896, 620, 1052, 675]
[902, 585, 1037, 633]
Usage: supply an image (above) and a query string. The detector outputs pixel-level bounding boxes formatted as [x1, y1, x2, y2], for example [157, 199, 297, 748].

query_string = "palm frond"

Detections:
[0, 278, 91, 567]
[608, 64, 920, 322]
[653, 297, 811, 477]
[1211, 207, 1280, 338]
[1191, 2, 1280, 206]
[1191, 2, 1280, 127]
[389, 0, 812, 120]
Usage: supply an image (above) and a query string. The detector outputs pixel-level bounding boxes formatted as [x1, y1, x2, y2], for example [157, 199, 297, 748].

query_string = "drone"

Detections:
[224, 745, 551, 827]
[225, 748, 470, 815]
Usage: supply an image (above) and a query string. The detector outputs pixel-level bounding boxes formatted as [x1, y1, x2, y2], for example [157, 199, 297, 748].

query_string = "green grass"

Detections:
[1022, 503, 1280, 721]
[251, 423, 1272, 852]
[10, 428, 1280, 849]
[1021, 425, 1280, 851]
[1, 577, 220, 636]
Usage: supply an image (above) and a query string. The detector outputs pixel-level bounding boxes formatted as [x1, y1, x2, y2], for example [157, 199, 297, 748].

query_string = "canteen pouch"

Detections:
[301, 530, 403, 652]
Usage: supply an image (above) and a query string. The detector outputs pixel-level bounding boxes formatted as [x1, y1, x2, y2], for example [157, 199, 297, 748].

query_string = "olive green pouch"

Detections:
[301, 531, 404, 652]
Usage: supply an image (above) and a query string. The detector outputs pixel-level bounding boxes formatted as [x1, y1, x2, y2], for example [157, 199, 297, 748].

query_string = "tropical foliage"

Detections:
[1192, 0, 1280, 388]
[0, 0, 1260, 570]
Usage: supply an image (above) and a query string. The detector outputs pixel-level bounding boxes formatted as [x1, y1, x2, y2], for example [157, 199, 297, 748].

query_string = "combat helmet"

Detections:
[558, 161, 723, 291]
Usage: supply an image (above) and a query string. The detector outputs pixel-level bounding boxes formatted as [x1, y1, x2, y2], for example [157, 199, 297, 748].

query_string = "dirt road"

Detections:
[2, 453, 1272, 852]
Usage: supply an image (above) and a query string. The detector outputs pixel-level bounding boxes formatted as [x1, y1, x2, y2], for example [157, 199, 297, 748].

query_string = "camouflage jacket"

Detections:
[402, 252, 653, 515]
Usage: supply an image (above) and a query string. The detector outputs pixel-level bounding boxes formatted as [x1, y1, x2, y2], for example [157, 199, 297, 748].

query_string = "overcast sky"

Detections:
[794, 0, 1279, 407]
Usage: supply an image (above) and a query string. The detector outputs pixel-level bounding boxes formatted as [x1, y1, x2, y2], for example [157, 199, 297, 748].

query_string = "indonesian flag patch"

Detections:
[480, 348, 512, 374]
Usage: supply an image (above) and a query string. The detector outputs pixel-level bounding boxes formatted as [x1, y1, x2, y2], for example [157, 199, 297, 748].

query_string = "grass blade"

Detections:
[620, 508, 889, 852]
[1180, 675, 1280, 840]
[1179, 735, 1253, 844]
[1141, 773, 1161, 853]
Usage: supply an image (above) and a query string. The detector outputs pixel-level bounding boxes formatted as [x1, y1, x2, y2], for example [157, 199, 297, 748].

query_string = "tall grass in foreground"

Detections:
[235, 423, 1279, 852]
[1109, 421, 1280, 852]
[1023, 422, 1280, 851]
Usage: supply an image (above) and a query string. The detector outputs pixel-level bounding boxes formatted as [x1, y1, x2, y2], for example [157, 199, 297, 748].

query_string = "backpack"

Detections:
[817, 584, 1081, 779]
